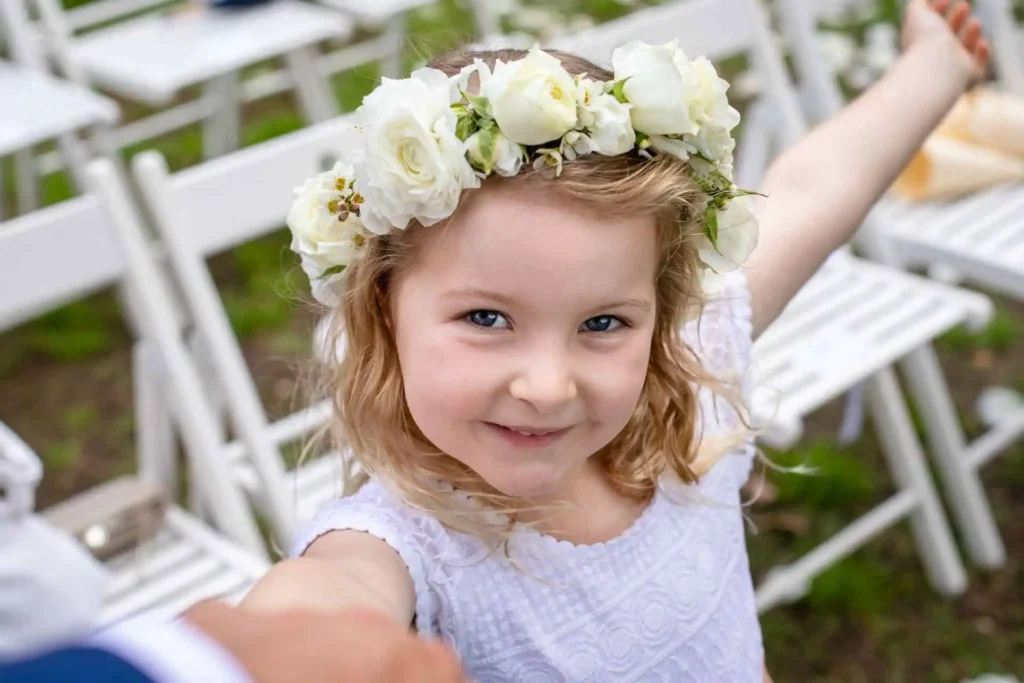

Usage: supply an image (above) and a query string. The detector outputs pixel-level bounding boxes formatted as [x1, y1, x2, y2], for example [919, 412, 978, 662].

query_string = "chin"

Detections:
[479, 463, 575, 500]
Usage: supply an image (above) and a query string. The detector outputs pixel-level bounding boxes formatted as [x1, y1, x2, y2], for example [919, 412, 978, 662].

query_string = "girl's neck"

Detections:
[518, 459, 651, 546]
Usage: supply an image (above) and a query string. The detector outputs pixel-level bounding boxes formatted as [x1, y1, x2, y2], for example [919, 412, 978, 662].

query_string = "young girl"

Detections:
[242, 1, 990, 679]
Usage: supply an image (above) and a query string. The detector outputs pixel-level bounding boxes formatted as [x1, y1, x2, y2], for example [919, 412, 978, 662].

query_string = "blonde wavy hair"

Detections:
[313, 48, 749, 540]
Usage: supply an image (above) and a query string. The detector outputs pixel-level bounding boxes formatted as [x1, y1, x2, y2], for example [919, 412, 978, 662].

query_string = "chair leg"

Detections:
[202, 73, 242, 160]
[865, 367, 968, 597]
[899, 346, 1007, 568]
[468, 0, 500, 39]
[133, 341, 178, 492]
[285, 46, 338, 124]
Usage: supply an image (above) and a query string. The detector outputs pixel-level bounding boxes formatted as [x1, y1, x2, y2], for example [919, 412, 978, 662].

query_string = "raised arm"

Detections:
[241, 531, 417, 627]
[745, 0, 990, 336]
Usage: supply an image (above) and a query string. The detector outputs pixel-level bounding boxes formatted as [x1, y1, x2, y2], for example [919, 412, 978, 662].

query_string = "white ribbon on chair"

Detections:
[0, 421, 109, 657]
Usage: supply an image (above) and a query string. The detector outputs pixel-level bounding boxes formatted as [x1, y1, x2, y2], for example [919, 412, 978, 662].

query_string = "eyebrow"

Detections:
[443, 288, 653, 312]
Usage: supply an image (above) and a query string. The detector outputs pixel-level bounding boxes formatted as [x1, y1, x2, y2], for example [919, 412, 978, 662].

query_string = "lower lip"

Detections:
[485, 423, 572, 448]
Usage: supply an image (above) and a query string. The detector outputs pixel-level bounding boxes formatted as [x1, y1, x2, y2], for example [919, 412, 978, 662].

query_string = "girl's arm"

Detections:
[745, 0, 990, 336]
[240, 531, 416, 626]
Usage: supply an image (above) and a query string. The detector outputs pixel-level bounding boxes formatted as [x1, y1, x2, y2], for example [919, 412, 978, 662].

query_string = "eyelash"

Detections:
[460, 310, 631, 333]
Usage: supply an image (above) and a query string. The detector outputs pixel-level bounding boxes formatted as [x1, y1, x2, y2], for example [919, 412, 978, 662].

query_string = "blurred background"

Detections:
[1, 0, 1022, 680]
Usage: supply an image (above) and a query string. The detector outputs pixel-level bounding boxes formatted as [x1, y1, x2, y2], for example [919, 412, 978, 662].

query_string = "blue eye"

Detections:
[581, 315, 624, 333]
[466, 310, 510, 329]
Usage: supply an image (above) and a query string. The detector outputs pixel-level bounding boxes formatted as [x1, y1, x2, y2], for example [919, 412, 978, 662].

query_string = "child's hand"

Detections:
[902, 0, 990, 86]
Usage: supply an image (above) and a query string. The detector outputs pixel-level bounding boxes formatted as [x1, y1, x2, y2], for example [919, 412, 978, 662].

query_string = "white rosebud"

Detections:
[559, 129, 593, 161]
[611, 40, 699, 136]
[466, 128, 524, 177]
[355, 68, 480, 235]
[700, 268, 729, 295]
[576, 77, 635, 156]
[484, 46, 578, 146]
[698, 195, 759, 274]
[649, 135, 691, 162]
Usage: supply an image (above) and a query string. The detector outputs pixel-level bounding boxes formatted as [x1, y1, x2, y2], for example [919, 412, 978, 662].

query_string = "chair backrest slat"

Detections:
[0, 196, 124, 332]
[61, 0, 178, 33]
[134, 116, 356, 258]
[551, 0, 759, 65]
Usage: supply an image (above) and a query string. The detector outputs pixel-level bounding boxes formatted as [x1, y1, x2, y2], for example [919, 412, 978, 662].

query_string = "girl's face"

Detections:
[390, 186, 659, 500]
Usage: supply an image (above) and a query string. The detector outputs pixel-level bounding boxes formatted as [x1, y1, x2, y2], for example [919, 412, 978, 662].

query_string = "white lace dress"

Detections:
[293, 271, 762, 683]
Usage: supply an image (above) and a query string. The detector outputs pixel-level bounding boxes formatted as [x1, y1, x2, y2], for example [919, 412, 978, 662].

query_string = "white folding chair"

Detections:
[0, 0, 118, 215]
[0, 159, 269, 624]
[129, 119, 362, 548]
[554, 0, 993, 610]
[777, 0, 1021, 570]
[23, 0, 352, 160]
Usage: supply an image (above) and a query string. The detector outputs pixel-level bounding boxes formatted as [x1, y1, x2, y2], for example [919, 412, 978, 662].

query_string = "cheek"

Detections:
[393, 316, 493, 445]
[586, 333, 653, 427]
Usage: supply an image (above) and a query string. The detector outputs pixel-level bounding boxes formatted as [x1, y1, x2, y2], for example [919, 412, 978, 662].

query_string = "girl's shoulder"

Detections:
[291, 478, 450, 560]
[291, 477, 461, 633]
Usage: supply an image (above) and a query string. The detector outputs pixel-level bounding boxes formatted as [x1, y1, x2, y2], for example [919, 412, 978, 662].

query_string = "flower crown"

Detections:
[287, 41, 759, 306]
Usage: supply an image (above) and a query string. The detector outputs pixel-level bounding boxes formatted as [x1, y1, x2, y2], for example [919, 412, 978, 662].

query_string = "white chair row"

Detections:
[0, 0, 118, 217]
[1, 0, 498, 217]
[0, 164, 271, 625]
[775, 0, 1024, 571]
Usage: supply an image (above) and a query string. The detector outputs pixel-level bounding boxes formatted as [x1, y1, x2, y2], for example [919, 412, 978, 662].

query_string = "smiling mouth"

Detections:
[485, 422, 573, 446]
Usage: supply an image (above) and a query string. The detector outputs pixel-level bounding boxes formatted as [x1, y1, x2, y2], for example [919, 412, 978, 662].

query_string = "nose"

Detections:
[509, 347, 578, 413]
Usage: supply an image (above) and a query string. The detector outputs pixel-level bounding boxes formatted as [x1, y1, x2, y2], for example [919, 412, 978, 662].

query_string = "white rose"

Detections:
[287, 162, 373, 305]
[466, 128, 524, 177]
[576, 78, 635, 156]
[484, 46, 578, 146]
[355, 68, 480, 234]
[612, 40, 699, 136]
[687, 57, 741, 141]
[698, 195, 759, 273]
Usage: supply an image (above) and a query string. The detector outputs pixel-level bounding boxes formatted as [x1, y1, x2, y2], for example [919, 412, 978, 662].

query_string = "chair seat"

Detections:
[879, 185, 1024, 299]
[317, 0, 436, 26]
[100, 507, 268, 625]
[752, 255, 993, 448]
[72, 0, 353, 105]
[0, 64, 118, 156]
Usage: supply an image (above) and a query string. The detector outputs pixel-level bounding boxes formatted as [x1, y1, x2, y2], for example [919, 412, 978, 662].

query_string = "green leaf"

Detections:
[470, 128, 497, 174]
[467, 94, 493, 119]
[455, 113, 476, 142]
[317, 265, 345, 279]
[704, 206, 719, 245]
[611, 78, 629, 104]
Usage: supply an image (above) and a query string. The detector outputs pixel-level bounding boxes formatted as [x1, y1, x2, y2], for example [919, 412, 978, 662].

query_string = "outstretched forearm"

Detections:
[747, 35, 974, 335]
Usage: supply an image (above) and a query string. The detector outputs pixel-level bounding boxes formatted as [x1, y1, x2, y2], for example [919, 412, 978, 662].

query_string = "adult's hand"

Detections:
[184, 602, 464, 683]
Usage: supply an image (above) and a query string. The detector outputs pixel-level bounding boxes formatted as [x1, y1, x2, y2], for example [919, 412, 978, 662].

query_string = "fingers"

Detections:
[930, 0, 952, 15]
[975, 39, 991, 70]
[961, 17, 983, 53]
[947, 0, 972, 35]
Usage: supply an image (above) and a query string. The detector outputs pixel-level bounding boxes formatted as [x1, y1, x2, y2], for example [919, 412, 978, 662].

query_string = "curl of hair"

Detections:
[310, 49, 750, 542]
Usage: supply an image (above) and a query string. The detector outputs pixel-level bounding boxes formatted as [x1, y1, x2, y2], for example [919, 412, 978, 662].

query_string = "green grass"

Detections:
[941, 309, 1022, 353]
